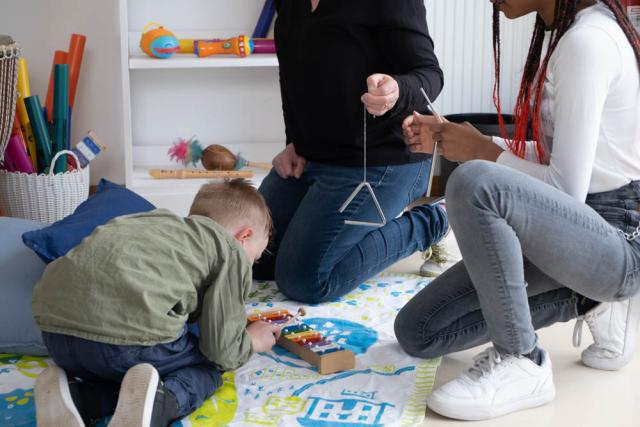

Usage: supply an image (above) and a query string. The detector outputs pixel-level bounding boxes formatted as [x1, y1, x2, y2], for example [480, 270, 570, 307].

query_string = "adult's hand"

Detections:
[272, 143, 307, 179]
[403, 112, 503, 162]
[402, 112, 440, 153]
[361, 74, 399, 116]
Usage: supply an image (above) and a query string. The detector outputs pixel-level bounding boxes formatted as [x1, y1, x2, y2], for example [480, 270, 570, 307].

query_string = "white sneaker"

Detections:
[573, 294, 640, 371]
[35, 366, 85, 427]
[427, 347, 555, 421]
[419, 242, 451, 277]
[109, 363, 160, 427]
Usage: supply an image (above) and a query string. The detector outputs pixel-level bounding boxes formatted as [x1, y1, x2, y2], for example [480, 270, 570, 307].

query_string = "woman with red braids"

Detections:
[395, 0, 640, 420]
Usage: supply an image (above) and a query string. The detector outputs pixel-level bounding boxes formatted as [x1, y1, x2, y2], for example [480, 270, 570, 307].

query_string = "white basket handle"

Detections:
[48, 150, 82, 176]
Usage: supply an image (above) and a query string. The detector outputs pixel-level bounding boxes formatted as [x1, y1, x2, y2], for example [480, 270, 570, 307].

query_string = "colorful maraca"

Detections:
[140, 23, 180, 59]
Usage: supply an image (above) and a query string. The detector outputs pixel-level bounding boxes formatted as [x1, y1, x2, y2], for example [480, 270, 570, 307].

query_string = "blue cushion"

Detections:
[22, 179, 155, 263]
[0, 218, 47, 355]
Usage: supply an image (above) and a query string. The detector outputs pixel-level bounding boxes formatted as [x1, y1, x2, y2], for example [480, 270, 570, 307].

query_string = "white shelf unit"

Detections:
[119, 0, 284, 216]
[129, 52, 279, 70]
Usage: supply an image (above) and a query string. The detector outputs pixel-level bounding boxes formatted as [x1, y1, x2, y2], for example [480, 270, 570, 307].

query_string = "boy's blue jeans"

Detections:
[254, 161, 449, 303]
[42, 330, 221, 419]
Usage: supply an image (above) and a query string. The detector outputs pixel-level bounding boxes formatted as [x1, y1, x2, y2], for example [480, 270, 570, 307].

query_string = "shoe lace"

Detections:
[467, 347, 503, 379]
[572, 311, 600, 348]
[572, 318, 584, 347]
[422, 242, 450, 265]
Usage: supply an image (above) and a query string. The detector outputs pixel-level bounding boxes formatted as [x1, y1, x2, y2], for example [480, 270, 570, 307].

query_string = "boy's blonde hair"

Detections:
[189, 179, 272, 236]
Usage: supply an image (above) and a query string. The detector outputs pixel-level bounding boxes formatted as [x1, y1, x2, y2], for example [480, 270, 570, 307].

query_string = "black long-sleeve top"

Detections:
[274, 0, 444, 166]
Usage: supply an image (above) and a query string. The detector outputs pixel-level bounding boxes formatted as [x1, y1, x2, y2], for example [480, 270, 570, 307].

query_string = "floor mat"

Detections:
[0, 274, 438, 426]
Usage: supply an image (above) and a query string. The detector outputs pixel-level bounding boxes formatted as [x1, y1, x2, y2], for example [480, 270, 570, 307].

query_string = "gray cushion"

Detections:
[0, 217, 47, 355]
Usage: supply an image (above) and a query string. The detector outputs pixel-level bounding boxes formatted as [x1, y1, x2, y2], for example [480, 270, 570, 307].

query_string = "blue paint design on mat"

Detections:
[273, 318, 378, 359]
[298, 396, 395, 426]
[292, 366, 415, 397]
[0, 389, 36, 427]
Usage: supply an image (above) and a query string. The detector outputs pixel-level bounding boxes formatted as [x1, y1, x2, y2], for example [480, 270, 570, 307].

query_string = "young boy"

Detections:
[33, 179, 281, 427]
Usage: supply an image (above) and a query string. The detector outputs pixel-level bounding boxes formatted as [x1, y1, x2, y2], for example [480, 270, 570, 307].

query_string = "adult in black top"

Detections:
[254, 0, 449, 303]
[275, 0, 444, 166]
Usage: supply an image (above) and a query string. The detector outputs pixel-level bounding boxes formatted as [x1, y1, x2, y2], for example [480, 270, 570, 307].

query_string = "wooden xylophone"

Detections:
[247, 309, 355, 375]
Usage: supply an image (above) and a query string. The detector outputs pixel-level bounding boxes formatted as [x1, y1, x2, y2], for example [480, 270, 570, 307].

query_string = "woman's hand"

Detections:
[402, 112, 503, 162]
[402, 112, 440, 153]
[361, 74, 399, 116]
[272, 143, 307, 179]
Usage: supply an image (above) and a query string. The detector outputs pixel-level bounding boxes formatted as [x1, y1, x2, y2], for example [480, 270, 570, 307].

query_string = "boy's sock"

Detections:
[523, 346, 544, 366]
[67, 379, 119, 424]
[151, 383, 179, 426]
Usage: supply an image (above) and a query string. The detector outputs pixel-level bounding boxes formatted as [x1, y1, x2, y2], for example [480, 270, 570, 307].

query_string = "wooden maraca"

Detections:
[168, 137, 272, 171]
[202, 144, 272, 171]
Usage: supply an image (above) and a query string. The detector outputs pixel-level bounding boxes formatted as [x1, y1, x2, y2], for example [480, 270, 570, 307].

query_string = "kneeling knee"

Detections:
[274, 268, 330, 304]
[445, 160, 502, 203]
[394, 310, 443, 359]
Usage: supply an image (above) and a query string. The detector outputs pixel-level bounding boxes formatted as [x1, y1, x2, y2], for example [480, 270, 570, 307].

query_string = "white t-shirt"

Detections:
[493, 3, 640, 202]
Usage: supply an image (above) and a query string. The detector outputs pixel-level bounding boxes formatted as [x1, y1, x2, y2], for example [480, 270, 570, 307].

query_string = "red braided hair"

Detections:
[493, 0, 640, 162]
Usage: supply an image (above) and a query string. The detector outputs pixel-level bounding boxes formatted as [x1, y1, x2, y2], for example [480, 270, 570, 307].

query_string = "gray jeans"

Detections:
[395, 160, 640, 357]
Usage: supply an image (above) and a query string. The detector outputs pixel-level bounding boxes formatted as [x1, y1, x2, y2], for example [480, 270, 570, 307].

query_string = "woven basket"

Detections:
[0, 150, 89, 223]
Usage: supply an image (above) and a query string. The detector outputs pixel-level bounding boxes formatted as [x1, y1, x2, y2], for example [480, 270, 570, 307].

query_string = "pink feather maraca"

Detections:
[168, 137, 272, 171]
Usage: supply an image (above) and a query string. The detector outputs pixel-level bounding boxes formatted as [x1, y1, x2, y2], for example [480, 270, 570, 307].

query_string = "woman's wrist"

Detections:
[476, 135, 504, 162]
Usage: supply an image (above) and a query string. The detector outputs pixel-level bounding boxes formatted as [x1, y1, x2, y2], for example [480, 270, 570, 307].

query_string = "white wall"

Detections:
[2, 0, 536, 186]
[427, 0, 536, 115]
[1, 0, 126, 185]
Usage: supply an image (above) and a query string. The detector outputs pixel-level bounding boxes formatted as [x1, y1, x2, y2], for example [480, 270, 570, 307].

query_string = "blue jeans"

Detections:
[254, 161, 449, 303]
[395, 161, 640, 358]
[42, 331, 222, 419]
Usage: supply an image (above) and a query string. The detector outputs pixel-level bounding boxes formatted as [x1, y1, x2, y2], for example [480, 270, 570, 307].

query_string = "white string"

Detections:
[363, 105, 367, 183]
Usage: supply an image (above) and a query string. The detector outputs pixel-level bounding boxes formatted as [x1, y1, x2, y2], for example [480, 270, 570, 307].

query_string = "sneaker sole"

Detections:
[581, 350, 633, 371]
[419, 270, 440, 278]
[581, 295, 640, 371]
[35, 366, 84, 427]
[109, 363, 159, 427]
[427, 387, 556, 421]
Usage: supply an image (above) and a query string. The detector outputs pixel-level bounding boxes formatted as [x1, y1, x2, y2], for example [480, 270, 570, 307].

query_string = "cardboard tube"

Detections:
[67, 34, 86, 109]
[45, 51, 68, 123]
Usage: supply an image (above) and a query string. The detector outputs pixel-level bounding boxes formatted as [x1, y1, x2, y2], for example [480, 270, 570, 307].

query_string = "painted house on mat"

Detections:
[297, 397, 393, 427]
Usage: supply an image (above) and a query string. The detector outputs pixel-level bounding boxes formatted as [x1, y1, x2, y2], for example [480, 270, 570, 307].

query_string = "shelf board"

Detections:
[130, 167, 269, 192]
[129, 53, 278, 70]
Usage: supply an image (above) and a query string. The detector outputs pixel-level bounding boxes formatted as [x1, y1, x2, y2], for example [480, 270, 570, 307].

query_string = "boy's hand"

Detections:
[247, 321, 281, 353]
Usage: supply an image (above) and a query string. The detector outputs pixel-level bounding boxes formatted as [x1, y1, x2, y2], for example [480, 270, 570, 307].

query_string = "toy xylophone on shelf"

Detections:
[247, 308, 355, 375]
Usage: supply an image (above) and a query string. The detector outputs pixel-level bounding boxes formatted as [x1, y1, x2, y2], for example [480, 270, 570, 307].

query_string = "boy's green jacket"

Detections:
[32, 209, 253, 371]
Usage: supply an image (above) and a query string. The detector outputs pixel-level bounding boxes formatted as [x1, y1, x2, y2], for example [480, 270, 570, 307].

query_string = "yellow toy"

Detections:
[195, 36, 254, 58]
